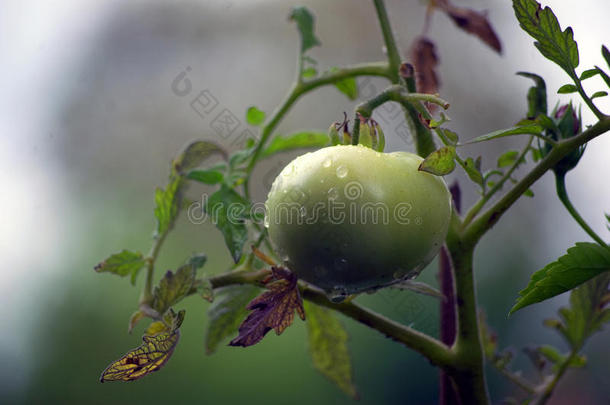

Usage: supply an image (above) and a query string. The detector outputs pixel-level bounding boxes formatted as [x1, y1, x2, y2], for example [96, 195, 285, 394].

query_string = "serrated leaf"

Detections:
[304, 301, 359, 399]
[154, 176, 183, 235]
[205, 285, 260, 354]
[463, 157, 484, 187]
[591, 91, 608, 99]
[418, 146, 456, 176]
[557, 84, 577, 94]
[326, 67, 358, 100]
[187, 169, 224, 185]
[152, 263, 197, 314]
[497, 150, 520, 168]
[246, 106, 266, 126]
[229, 267, 305, 347]
[261, 131, 329, 158]
[579, 68, 600, 80]
[100, 330, 180, 382]
[513, 0, 579, 75]
[510, 243, 610, 314]
[391, 280, 444, 299]
[462, 124, 543, 145]
[441, 4, 502, 53]
[206, 185, 249, 263]
[289, 6, 321, 54]
[94, 250, 146, 284]
[173, 141, 226, 174]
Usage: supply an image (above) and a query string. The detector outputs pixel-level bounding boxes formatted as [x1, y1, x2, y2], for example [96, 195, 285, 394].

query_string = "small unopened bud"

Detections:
[551, 103, 584, 175]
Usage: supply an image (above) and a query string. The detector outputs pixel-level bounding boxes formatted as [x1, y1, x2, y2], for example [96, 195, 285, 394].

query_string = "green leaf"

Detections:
[152, 261, 197, 314]
[510, 243, 610, 315]
[603, 45, 610, 69]
[173, 141, 225, 174]
[246, 106, 266, 126]
[187, 253, 207, 270]
[197, 279, 214, 302]
[94, 250, 146, 285]
[557, 84, 578, 94]
[261, 131, 329, 158]
[391, 280, 444, 299]
[205, 285, 260, 354]
[289, 6, 321, 54]
[517, 71, 548, 117]
[591, 91, 608, 99]
[327, 67, 358, 100]
[497, 150, 519, 168]
[463, 157, 484, 187]
[537, 344, 564, 364]
[513, 0, 579, 75]
[523, 188, 535, 197]
[462, 124, 543, 145]
[595, 66, 610, 88]
[579, 68, 600, 80]
[206, 185, 249, 263]
[304, 301, 359, 399]
[437, 128, 459, 145]
[547, 273, 610, 349]
[154, 176, 183, 235]
[418, 146, 456, 176]
[187, 169, 224, 185]
[128, 310, 146, 334]
[229, 147, 255, 169]
[302, 66, 317, 78]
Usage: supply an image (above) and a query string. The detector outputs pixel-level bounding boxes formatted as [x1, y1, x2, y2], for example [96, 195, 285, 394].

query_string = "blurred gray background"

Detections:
[1, 0, 609, 404]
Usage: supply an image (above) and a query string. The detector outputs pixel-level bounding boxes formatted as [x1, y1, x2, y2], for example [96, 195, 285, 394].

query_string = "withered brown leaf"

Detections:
[229, 267, 305, 347]
[410, 36, 440, 95]
[440, 2, 502, 54]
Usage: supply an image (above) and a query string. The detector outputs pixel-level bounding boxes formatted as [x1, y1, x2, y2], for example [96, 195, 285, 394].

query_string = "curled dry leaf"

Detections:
[229, 267, 305, 347]
[410, 36, 440, 95]
[438, 1, 502, 53]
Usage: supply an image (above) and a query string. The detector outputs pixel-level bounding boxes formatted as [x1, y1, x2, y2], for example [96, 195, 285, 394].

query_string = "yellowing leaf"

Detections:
[100, 331, 180, 382]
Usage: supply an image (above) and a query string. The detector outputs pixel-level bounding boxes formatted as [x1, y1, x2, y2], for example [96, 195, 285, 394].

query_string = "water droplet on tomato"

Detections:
[323, 157, 332, 168]
[336, 165, 348, 178]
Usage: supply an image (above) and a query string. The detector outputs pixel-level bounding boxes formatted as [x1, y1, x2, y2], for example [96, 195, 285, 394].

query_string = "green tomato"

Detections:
[265, 145, 451, 301]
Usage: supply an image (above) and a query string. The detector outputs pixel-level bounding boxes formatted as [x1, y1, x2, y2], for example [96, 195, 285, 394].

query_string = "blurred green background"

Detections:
[1, 0, 609, 404]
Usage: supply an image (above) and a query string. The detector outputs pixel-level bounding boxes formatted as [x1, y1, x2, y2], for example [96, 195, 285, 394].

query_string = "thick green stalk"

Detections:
[446, 222, 490, 405]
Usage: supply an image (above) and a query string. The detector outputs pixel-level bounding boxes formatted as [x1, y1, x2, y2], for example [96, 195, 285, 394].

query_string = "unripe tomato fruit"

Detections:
[265, 145, 451, 301]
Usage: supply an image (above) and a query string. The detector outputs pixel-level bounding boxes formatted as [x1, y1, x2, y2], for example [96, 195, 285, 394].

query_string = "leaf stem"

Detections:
[571, 73, 605, 120]
[464, 115, 610, 245]
[245, 62, 392, 178]
[462, 136, 534, 228]
[202, 269, 455, 367]
[141, 229, 169, 305]
[554, 172, 607, 246]
[532, 350, 578, 405]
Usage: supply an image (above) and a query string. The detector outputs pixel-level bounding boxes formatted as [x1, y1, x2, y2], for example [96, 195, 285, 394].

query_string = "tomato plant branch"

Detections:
[141, 229, 169, 305]
[532, 349, 578, 405]
[554, 172, 607, 246]
[462, 136, 534, 228]
[445, 229, 491, 405]
[492, 363, 537, 395]
[201, 268, 456, 367]
[245, 62, 392, 177]
[373, 0, 401, 83]
[464, 115, 610, 245]
[570, 72, 605, 120]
